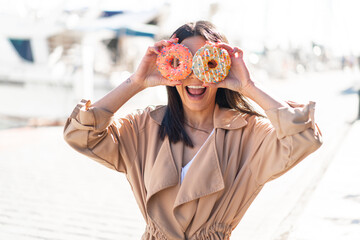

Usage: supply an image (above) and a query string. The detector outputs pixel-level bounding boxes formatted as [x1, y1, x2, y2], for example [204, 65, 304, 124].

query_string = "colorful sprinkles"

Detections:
[156, 43, 193, 81]
[192, 43, 231, 83]
[156, 42, 231, 83]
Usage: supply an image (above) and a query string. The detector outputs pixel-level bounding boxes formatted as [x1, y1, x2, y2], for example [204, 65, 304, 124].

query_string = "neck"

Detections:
[183, 104, 215, 130]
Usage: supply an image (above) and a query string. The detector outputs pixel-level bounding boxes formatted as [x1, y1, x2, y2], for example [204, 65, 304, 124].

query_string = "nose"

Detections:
[187, 71, 195, 78]
[185, 72, 202, 83]
[186, 71, 197, 79]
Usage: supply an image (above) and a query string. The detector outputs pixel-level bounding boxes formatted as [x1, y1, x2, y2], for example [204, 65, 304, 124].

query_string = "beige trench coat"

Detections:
[64, 99, 322, 239]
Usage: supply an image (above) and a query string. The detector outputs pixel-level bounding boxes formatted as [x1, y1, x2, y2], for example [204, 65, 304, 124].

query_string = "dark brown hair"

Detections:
[159, 21, 264, 147]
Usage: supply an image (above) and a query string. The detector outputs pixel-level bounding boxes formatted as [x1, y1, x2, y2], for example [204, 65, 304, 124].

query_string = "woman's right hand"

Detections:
[131, 38, 181, 89]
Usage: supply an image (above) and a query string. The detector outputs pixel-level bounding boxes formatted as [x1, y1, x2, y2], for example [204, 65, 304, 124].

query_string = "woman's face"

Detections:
[175, 36, 218, 114]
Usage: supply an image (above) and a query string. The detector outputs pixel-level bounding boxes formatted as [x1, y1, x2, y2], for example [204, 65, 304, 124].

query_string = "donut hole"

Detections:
[170, 57, 180, 68]
[208, 60, 218, 69]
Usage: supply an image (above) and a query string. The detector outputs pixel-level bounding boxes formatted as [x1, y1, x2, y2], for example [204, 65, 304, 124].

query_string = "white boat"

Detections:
[0, 2, 161, 90]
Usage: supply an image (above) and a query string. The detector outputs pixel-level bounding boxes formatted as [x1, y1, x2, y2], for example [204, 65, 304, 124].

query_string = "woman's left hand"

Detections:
[204, 43, 254, 95]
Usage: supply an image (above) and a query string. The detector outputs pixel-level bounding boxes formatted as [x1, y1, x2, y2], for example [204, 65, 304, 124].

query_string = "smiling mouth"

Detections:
[186, 85, 206, 97]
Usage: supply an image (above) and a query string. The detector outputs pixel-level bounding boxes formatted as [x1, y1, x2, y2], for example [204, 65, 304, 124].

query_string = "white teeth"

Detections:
[187, 85, 205, 89]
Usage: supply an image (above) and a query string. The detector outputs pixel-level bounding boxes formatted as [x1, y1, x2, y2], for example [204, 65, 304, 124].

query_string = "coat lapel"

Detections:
[145, 136, 179, 203]
[213, 104, 248, 130]
[172, 130, 224, 231]
[146, 104, 248, 232]
[173, 131, 224, 208]
[171, 106, 248, 231]
[146, 104, 248, 207]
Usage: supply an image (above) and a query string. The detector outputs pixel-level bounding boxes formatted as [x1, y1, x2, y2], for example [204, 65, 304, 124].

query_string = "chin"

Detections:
[183, 101, 215, 113]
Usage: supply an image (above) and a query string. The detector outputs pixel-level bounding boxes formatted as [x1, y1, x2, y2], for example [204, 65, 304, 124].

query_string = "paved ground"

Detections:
[230, 70, 360, 239]
[287, 120, 360, 240]
[0, 127, 145, 240]
[1, 70, 360, 239]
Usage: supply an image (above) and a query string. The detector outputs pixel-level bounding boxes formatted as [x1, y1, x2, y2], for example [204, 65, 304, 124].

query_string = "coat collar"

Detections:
[149, 104, 248, 130]
[145, 137, 179, 203]
[146, 104, 248, 231]
[145, 127, 225, 232]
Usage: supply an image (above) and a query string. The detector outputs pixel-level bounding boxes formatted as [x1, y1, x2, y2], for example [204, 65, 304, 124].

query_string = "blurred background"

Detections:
[0, 0, 360, 239]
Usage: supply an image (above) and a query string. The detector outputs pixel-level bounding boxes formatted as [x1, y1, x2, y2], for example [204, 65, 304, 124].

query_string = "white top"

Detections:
[180, 129, 215, 184]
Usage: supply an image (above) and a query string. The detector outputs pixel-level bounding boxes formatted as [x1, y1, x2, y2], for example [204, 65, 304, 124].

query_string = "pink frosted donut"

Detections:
[156, 43, 193, 81]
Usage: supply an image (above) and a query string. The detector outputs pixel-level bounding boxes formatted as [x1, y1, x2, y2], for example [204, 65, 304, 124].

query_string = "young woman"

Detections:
[64, 21, 322, 239]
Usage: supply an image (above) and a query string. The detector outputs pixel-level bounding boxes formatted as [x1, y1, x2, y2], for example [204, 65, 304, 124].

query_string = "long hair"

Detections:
[159, 21, 264, 147]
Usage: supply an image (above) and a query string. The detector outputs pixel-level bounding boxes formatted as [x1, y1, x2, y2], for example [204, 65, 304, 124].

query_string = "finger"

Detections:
[169, 37, 179, 43]
[170, 34, 178, 43]
[164, 79, 182, 86]
[152, 40, 176, 54]
[154, 75, 181, 86]
[217, 43, 244, 59]
[212, 80, 227, 89]
[147, 46, 160, 55]
[233, 47, 244, 58]
[215, 43, 239, 58]
[215, 42, 234, 52]
[154, 39, 175, 48]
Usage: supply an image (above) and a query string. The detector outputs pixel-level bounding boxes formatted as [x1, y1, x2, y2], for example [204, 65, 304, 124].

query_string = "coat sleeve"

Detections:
[249, 101, 323, 185]
[63, 99, 143, 173]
